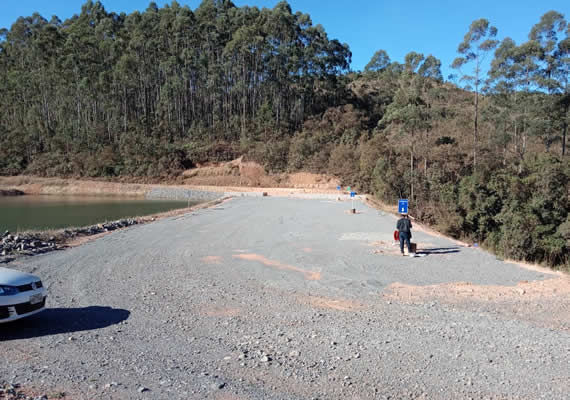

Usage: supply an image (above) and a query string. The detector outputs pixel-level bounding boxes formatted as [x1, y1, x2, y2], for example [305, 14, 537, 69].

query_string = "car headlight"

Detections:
[0, 286, 19, 296]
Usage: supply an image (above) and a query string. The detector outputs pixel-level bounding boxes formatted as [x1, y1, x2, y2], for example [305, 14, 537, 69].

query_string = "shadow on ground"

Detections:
[417, 247, 461, 255]
[0, 306, 130, 341]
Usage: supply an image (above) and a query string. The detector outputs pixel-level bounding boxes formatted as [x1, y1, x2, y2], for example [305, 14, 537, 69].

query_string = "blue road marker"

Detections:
[398, 199, 408, 214]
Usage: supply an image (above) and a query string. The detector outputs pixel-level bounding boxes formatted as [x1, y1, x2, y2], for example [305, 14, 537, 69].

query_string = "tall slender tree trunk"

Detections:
[474, 89, 478, 169]
[562, 103, 568, 156]
[123, 86, 127, 133]
[410, 132, 414, 203]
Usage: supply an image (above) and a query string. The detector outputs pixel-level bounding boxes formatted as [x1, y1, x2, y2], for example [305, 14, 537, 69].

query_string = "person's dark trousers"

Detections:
[399, 231, 411, 254]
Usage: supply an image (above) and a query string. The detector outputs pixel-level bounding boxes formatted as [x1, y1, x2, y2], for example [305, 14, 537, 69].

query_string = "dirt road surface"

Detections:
[1, 197, 569, 399]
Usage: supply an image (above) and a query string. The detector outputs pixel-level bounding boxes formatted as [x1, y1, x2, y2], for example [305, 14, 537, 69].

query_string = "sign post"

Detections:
[398, 199, 409, 214]
[350, 191, 356, 213]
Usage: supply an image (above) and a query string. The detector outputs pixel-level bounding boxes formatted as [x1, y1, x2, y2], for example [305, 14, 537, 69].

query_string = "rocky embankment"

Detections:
[0, 219, 139, 263]
[0, 382, 50, 400]
[0, 189, 25, 196]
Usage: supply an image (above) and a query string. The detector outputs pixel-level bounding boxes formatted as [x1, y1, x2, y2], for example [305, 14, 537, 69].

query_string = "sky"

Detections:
[1, 0, 569, 80]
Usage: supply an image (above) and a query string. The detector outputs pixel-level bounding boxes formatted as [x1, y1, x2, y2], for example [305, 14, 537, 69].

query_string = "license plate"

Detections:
[29, 293, 43, 305]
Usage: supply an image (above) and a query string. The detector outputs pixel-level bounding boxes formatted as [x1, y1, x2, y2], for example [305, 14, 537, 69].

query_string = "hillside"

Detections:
[0, 1, 568, 268]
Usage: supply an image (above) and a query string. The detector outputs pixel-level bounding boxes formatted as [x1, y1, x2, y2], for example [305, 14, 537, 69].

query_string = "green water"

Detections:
[0, 195, 196, 232]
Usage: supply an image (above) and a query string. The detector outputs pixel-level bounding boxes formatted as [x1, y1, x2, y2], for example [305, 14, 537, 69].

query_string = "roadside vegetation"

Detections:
[0, 1, 568, 268]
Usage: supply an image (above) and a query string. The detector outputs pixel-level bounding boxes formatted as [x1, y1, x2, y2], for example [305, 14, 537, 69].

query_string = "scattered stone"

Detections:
[0, 219, 139, 259]
[138, 386, 149, 393]
[211, 382, 226, 390]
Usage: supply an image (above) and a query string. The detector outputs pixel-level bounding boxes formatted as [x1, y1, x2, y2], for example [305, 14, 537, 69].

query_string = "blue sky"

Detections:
[1, 0, 568, 79]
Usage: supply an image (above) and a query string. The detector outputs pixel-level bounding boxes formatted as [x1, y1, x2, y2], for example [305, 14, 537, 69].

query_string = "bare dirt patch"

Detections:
[213, 393, 249, 400]
[287, 172, 338, 189]
[384, 278, 570, 302]
[298, 295, 367, 311]
[383, 276, 570, 331]
[182, 158, 339, 189]
[368, 240, 401, 256]
[233, 253, 321, 281]
[201, 256, 223, 265]
[0, 176, 149, 197]
[202, 307, 242, 317]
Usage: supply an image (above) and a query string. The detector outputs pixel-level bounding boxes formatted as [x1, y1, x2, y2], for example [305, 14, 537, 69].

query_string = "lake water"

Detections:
[0, 195, 196, 232]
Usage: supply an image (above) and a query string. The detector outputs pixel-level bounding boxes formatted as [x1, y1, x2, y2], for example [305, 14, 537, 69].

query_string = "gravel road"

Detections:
[1, 197, 568, 399]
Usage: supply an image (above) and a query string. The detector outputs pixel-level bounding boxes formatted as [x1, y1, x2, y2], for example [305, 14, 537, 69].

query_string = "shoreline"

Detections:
[0, 196, 231, 264]
[0, 176, 342, 198]
[0, 175, 358, 264]
[2, 176, 563, 273]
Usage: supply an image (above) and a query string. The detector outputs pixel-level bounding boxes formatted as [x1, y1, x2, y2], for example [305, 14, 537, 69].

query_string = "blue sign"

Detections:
[350, 191, 356, 198]
[337, 185, 341, 191]
[398, 199, 408, 214]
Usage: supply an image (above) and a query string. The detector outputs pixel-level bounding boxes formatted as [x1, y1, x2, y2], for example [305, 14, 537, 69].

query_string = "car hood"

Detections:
[0, 267, 40, 286]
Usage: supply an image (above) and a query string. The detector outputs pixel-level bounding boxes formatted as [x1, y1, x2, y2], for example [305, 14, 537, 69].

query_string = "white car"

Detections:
[0, 267, 47, 323]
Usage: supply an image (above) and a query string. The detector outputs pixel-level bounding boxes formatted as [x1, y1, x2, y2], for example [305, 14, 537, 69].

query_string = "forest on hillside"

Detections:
[0, 1, 568, 268]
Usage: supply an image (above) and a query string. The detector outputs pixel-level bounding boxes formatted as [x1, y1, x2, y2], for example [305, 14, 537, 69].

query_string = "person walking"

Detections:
[396, 214, 412, 256]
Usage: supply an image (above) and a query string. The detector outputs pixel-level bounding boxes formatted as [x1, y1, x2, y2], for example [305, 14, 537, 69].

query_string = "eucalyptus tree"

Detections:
[528, 11, 568, 154]
[452, 18, 499, 168]
[418, 55, 443, 82]
[364, 49, 390, 72]
[378, 52, 441, 202]
[488, 37, 542, 167]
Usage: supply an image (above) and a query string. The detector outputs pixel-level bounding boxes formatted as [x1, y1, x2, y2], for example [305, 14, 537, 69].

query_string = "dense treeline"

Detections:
[0, 0, 350, 175]
[0, 1, 568, 268]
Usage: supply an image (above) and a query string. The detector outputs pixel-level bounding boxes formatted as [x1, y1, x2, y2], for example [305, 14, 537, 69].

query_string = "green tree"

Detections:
[528, 11, 569, 154]
[452, 18, 499, 168]
[378, 51, 436, 203]
[364, 49, 390, 72]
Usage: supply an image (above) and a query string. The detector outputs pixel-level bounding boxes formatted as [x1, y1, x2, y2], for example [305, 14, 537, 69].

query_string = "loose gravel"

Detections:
[0, 197, 568, 399]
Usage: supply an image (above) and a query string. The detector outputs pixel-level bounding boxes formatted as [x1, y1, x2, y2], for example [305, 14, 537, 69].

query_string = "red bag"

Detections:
[393, 230, 399, 241]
